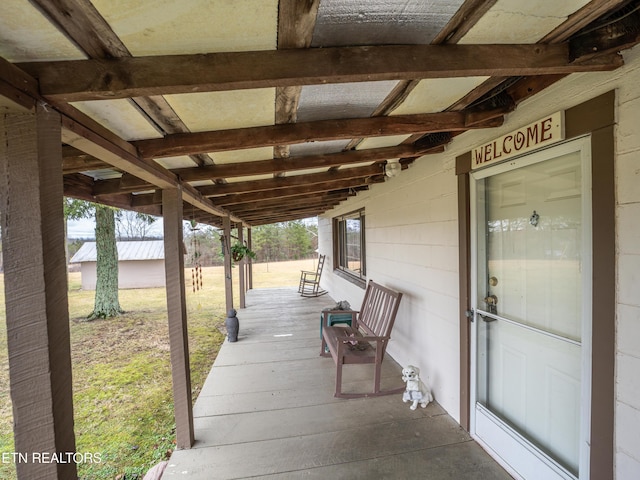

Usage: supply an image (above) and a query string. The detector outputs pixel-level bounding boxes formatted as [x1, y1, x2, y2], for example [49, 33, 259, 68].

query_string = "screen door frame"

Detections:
[469, 136, 593, 480]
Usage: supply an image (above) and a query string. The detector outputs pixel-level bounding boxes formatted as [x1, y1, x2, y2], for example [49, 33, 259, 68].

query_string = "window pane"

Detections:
[346, 217, 361, 273]
[334, 210, 365, 280]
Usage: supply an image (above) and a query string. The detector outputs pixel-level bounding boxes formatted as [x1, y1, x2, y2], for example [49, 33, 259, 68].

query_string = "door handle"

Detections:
[484, 294, 498, 306]
[484, 294, 498, 314]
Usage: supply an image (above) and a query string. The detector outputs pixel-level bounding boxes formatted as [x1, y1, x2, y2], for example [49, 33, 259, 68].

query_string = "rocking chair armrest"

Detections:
[301, 270, 320, 279]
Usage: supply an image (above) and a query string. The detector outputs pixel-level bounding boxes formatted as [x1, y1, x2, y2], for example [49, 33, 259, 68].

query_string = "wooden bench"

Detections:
[320, 280, 404, 398]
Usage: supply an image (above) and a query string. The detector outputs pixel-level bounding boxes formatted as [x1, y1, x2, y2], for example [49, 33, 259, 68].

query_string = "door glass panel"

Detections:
[478, 151, 582, 340]
[476, 150, 584, 476]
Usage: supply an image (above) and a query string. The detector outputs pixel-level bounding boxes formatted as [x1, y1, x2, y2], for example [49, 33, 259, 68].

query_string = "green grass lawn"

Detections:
[0, 258, 314, 479]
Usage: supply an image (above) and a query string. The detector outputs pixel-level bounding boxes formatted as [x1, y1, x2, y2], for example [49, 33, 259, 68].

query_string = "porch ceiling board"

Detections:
[1, 0, 639, 228]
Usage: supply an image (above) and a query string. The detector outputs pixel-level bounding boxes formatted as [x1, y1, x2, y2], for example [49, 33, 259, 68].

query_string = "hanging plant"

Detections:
[230, 242, 256, 262]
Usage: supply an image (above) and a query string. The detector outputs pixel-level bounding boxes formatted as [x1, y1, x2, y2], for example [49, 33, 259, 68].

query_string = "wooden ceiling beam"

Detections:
[31, 0, 210, 168]
[59, 105, 242, 222]
[174, 144, 427, 181]
[344, 0, 498, 151]
[196, 165, 383, 197]
[247, 212, 322, 226]
[448, 0, 634, 113]
[63, 172, 160, 215]
[569, 4, 640, 61]
[183, 183, 244, 224]
[62, 146, 109, 173]
[129, 96, 214, 167]
[240, 208, 329, 224]
[135, 111, 504, 158]
[226, 191, 351, 213]
[235, 202, 340, 223]
[20, 2, 219, 197]
[274, 0, 321, 161]
[541, 0, 633, 44]
[132, 181, 371, 208]
[229, 200, 345, 218]
[230, 206, 342, 223]
[19, 43, 623, 102]
[91, 144, 426, 195]
[265, 215, 318, 224]
[0, 56, 40, 111]
[212, 182, 370, 205]
[61, 114, 178, 189]
[29, 0, 130, 58]
[432, 0, 499, 44]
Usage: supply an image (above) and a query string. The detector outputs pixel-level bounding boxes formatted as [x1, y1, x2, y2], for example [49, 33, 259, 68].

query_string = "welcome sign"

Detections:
[472, 111, 564, 169]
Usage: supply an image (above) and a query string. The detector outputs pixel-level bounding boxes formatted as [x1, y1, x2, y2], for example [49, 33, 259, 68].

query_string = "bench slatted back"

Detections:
[358, 280, 403, 339]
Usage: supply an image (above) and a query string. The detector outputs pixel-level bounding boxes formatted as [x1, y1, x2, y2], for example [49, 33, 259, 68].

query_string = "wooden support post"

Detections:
[223, 216, 234, 312]
[0, 104, 77, 479]
[247, 227, 254, 290]
[162, 187, 194, 449]
[237, 224, 246, 308]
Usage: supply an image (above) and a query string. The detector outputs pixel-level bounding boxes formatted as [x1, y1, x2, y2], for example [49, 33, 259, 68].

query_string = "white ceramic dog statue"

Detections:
[402, 365, 433, 410]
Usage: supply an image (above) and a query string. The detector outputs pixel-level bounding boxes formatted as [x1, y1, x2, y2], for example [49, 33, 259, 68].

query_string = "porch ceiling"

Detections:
[1, 0, 639, 227]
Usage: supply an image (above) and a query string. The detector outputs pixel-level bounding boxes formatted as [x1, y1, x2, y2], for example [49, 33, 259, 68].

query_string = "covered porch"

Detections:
[162, 287, 511, 479]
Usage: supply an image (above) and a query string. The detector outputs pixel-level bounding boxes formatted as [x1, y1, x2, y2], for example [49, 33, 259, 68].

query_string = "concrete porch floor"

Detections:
[162, 287, 512, 479]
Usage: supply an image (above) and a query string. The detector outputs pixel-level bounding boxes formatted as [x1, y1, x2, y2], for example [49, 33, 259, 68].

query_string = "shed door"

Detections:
[471, 137, 592, 480]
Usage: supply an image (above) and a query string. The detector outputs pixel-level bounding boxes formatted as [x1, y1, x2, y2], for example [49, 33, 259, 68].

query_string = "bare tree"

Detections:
[116, 210, 159, 240]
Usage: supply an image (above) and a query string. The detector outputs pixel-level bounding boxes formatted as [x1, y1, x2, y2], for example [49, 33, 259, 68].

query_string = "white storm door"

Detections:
[470, 137, 592, 480]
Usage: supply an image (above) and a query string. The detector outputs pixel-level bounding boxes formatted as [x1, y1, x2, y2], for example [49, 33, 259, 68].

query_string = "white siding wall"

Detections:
[319, 147, 462, 418]
[318, 44, 640, 479]
[79, 260, 166, 289]
[613, 49, 640, 480]
[80, 262, 97, 291]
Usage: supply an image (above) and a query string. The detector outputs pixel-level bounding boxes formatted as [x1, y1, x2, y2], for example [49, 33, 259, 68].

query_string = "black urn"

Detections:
[225, 308, 239, 342]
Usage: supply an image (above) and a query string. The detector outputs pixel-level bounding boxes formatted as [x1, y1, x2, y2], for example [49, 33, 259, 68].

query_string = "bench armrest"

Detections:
[322, 310, 358, 318]
[336, 334, 388, 348]
[340, 334, 388, 342]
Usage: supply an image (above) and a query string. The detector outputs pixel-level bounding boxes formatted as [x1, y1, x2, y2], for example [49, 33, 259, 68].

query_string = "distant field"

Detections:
[0, 258, 316, 479]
